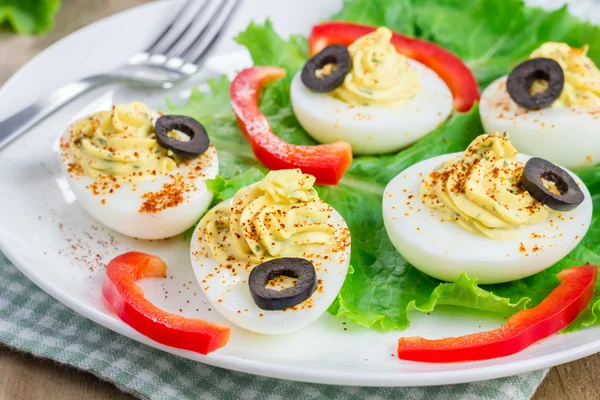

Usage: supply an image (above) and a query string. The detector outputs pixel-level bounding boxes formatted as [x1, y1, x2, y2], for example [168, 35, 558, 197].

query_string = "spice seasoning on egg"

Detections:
[420, 132, 549, 240]
[64, 102, 179, 182]
[197, 169, 339, 265]
[60, 100, 219, 240]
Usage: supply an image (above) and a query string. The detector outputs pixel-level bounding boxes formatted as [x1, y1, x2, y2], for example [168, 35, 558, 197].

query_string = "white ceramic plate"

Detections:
[1, 0, 600, 388]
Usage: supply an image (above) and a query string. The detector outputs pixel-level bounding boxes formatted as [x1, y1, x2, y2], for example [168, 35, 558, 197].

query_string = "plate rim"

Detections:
[1, 0, 600, 387]
[5, 237, 600, 387]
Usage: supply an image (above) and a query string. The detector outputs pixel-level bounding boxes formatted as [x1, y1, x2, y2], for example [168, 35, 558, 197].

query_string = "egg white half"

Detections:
[480, 76, 600, 169]
[60, 102, 218, 240]
[382, 153, 592, 284]
[190, 199, 351, 335]
[291, 59, 453, 155]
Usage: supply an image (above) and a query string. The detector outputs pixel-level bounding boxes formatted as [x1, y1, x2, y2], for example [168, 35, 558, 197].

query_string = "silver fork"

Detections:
[0, 0, 241, 150]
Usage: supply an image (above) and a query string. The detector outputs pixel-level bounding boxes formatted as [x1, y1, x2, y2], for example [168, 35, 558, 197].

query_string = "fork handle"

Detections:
[0, 74, 110, 150]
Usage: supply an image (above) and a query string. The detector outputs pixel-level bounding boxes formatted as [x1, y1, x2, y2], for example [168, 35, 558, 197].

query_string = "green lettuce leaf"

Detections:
[206, 168, 267, 203]
[330, 0, 417, 37]
[169, 0, 600, 333]
[235, 20, 308, 79]
[408, 273, 530, 317]
[0, 0, 61, 34]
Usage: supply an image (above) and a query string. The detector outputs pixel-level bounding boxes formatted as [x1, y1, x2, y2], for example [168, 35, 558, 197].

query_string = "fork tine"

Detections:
[165, 0, 221, 58]
[161, 0, 215, 57]
[184, 0, 242, 65]
[145, 0, 207, 55]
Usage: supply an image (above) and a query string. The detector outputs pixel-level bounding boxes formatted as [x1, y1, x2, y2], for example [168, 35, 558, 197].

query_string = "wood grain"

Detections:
[0, 0, 150, 84]
[0, 346, 134, 400]
[0, 1, 597, 399]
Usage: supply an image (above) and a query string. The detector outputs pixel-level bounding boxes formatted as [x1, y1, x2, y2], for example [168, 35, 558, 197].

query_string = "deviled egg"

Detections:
[383, 132, 592, 284]
[60, 101, 218, 239]
[291, 27, 453, 155]
[480, 42, 600, 169]
[190, 169, 351, 334]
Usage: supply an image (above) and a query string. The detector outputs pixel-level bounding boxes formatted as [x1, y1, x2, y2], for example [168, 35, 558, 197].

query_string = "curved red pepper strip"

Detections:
[397, 265, 598, 363]
[309, 22, 480, 112]
[230, 66, 353, 185]
[103, 252, 231, 354]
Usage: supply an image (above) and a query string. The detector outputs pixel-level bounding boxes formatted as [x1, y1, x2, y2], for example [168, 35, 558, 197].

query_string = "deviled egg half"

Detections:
[383, 132, 592, 284]
[480, 42, 600, 169]
[291, 27, 453, 155]
[60, 101, 218, 239]
[190, 169, 351, 334]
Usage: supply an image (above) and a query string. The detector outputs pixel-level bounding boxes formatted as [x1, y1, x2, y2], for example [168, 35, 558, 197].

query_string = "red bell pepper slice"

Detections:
[309, 22, 480, 112]
[397, 265, 598, 363]
[103, 252, 231, 354]
[230, 66, 353, 185]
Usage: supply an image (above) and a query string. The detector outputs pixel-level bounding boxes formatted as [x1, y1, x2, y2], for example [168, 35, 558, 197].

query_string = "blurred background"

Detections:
[0, 0, 152, 83]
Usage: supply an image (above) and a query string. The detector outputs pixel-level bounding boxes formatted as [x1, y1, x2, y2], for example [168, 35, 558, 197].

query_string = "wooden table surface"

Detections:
[0, 1, 598, 399]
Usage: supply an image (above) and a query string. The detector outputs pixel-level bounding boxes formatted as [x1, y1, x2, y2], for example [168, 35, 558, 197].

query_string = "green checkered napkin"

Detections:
[0, 253, 547, 400]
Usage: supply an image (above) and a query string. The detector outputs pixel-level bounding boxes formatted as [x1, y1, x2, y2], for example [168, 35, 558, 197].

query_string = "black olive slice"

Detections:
[301, 44, 351, 93]
[248, 258, 317, 311]
[506, 58, 564, 110]
[522, 157, 584, 211]
[154, 115, 210, 159]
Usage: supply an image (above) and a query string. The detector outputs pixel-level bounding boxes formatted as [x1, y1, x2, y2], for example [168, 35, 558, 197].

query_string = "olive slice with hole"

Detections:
[301, 44, 351, 93]
[521, 157, 584, 211]
[248, 258, 317, 311]
[506, 58, 564, 110]
[154, 115, 210, 159]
